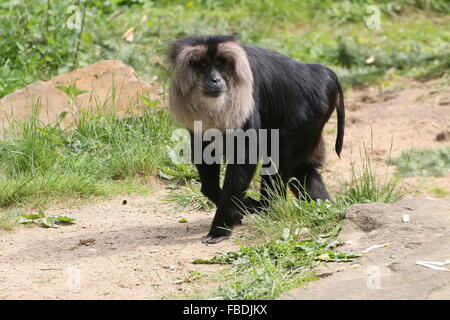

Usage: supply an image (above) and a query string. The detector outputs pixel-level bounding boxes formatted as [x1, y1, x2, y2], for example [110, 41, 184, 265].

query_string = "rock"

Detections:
[0, 60, 163, 126]
[79, 238, 96, 246]
[280, 198, 450, 300]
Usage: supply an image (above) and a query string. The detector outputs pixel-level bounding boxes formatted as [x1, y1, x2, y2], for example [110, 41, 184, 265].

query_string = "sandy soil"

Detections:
[322, 78, 450, 196]
[0, 78, 449, 299]
[0, 181, 237, 299]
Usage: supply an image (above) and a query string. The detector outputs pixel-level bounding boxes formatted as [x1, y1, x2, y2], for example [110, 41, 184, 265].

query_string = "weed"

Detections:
[339, 143, 406, 204]
[391, 146, 450, 177]
[165, 181, 214, 212]
[430, 186, 450, 198]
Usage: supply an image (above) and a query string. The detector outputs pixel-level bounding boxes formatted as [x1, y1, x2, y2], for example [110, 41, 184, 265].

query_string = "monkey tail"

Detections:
[335, 81, 345, 158]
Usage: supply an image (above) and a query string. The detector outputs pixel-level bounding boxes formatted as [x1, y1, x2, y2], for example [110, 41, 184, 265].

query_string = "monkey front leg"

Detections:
[196, 162, 221, 206]
[191, 131, 222, 205]
[202, 163, 257, 244]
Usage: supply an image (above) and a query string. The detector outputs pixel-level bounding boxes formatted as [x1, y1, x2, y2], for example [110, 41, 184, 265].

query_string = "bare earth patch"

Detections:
[0, 181, 237, 299]
[323, 78, 450, 197]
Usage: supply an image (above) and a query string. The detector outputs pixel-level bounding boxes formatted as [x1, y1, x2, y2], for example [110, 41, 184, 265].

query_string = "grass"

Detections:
[165, 181, 214, 212]
[1, 0, 449, 98]
[430, 186, 450, 198]
[0, 208, 23, 230]
[391, 146, 450, 177]
[203, 199, 347, 300]
[0, 97, 177, 209]
[339, 145, 407, 205]
[189, 199, 358, 299]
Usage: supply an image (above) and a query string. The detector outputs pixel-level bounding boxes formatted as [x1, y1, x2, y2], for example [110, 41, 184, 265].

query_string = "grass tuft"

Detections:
[165, 181, 215, 212]
[338, 143, 406, 205]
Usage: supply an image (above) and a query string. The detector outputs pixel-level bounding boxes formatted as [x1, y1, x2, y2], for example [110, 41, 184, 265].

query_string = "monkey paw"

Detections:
[202, 233, 230, 244]
[202, 226, 233, 244]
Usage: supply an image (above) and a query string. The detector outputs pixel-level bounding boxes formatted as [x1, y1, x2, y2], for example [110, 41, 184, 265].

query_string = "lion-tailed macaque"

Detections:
[168, 35, 345, 244]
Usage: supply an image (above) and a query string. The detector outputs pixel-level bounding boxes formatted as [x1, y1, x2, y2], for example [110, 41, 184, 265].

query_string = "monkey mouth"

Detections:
[203, 88, 224, 98]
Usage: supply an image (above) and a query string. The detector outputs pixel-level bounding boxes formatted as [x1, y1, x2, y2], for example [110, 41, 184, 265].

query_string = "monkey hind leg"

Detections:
[239, 197, 263, 214]
[289, 165, 331, 201]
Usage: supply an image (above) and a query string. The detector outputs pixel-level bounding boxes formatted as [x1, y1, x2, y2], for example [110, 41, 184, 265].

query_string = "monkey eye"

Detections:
[214, 57, 227, 69]
[191, 59, 208, 70]
[198, 59, 208, 68]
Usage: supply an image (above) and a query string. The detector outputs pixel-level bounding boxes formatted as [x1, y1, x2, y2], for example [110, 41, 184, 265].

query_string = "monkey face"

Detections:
[189, 57, 230, 98]
[169, 36, 254, 131]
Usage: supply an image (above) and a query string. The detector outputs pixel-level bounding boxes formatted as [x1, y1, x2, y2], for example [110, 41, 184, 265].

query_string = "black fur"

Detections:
[170, 35, 345, 244]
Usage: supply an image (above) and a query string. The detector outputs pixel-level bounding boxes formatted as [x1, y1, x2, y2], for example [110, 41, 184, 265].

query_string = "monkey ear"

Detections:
[168, 37, 193, 65]
[168, 40, 183, 65]
[171, 45, 204, 95]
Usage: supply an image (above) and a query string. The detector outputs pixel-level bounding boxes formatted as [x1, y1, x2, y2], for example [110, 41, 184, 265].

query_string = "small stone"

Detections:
[79, 238, 96, 245]
[435, 131, 449, 141]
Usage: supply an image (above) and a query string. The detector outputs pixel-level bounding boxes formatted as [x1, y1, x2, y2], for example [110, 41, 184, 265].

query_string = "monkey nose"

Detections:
[211, 77, 221, 84]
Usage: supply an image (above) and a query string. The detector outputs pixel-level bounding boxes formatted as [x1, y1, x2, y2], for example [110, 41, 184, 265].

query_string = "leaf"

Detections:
[158, 169, 174, 180]
[122, 27, 135, 42]
[55, 82, 88, 98]
[139, 94, 158, 108]
[17, 217, 36, 224]
[316, 250, 361, 262]
[20, 212, 44, 220]
[365, 55, 375, 64]
[40, 217, 57, 228]
[55, 214, 76, 223]
[192, 259, 217, 265]
[192, 257, 228, 265]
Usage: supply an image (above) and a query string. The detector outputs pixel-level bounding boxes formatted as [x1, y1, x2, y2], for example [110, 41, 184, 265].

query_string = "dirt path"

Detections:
[0, 181, 237, 299]
[1, 78, 449, 300]
[322, 78, 450, 196]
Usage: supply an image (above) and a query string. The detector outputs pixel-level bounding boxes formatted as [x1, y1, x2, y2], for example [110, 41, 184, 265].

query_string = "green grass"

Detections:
[0, 99, 177, 209]
[0, 208, 23, 230]
[391, 146, 450, 177]
[1, 0, 449, 98]
[430, 186, 450, 198]
[208, 199, 346, 300]
[165, 181, 214, 212]
[339, 145, 407, 205]
[190, 198, 358, 300]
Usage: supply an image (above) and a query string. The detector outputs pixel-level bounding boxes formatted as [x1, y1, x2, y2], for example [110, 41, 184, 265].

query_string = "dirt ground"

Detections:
[322, 77, 450, 197]
[0, 78, 449, 299]
[0, 180, 237, 299]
